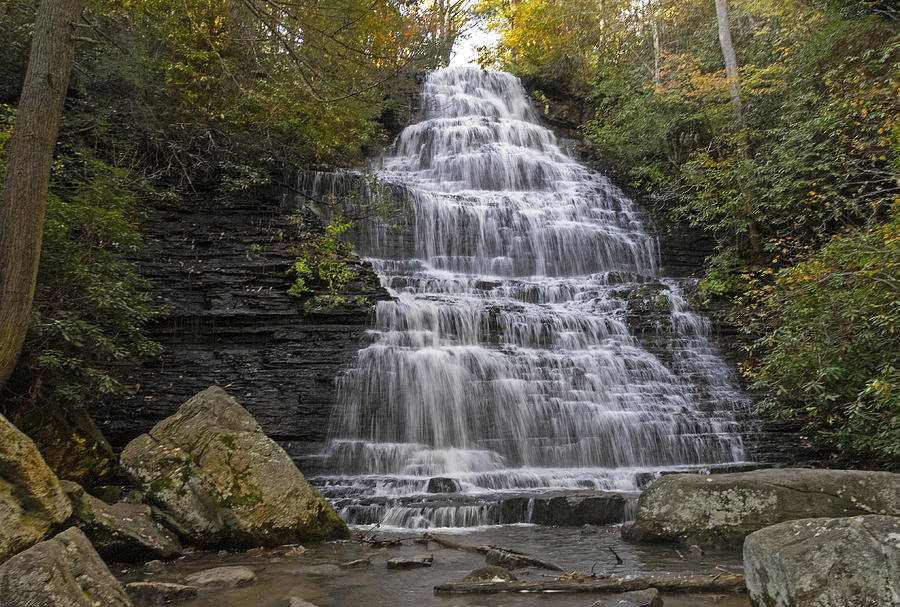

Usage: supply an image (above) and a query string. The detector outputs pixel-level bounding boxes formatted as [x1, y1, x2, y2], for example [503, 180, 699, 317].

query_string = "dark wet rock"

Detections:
[463, 566, 517, 582]
[92, 190, 390, 467]
[623, 468, 900, 548]
[125, 582, 198, 604]
[292, 564, 343, 576]
[340, 558, 371, 568]
[143, 560, 166, 575]
[590, 588, 662, 607]
[0, 413, 72, 561]
[386, 554, 434, 569]
[183, 565, 256, 590]
[427, 477, 461, 493]
[500, 491, 627, 526]
[92, 485, 127, 504]
[0, 527, 132, 607]
[60, 480, 182, 561]
[120, 387, 349, 547]
[12, 400, 116, 486]
[288, 598, 320, 607]
[744, 515, 900, 607]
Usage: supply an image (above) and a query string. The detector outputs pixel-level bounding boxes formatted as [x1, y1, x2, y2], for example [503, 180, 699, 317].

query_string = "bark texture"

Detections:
[714, 0, 744, 128]
[0, 0, 82, 393]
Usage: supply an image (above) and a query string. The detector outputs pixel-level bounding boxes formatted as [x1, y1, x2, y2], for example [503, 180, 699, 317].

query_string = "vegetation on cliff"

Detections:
[0, 0, 452, 414]
[477, 0, 899, 463]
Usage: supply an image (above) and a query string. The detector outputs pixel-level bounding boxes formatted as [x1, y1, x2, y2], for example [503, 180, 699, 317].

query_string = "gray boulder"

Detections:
[499, 491, 627, 525]
[183, 565, 256, 590]
[0, 413, 72, 561]
[125, 582, 197, 604]
[120, 387, 348, 547]
[622, 468, 900, 548]
[743, 515, 900, 607]
[0, 527, 132, 607]
[60, 480, 182, 561]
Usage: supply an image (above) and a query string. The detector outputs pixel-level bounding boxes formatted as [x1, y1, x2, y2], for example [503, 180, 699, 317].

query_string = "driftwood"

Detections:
[434, 573, 746, 595]
[423, 533, 563, 571]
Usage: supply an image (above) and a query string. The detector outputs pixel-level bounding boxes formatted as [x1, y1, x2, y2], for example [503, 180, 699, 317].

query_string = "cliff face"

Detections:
[94, 185, 389, 461]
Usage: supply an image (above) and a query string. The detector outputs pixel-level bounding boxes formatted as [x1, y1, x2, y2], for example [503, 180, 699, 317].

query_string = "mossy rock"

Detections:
[120, 387, 348, 547]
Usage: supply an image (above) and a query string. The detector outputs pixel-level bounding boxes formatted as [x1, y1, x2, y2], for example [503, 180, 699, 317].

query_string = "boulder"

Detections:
[120, 387, 348, 547]
[14, 401, 116, 486]
[0, 413, 72, 561]
[622, 468, 900, 548]
[386, 554, 434, 569]
[183, 565, 256, 590]
[743, 515, 900, 607]
[427, 477, 461, 493]
[0, 527, 132, 607]
[60, 480, 182, 561]
[500, 491, 627, 526]
[288, 599, 320, 607]
[125, 582, 197, 604]
[590, 588, 662, 607]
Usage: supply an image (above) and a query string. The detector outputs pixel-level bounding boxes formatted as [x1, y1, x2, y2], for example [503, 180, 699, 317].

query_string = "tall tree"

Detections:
[714, 0, 744, 128]
[0, 0, 83, 393]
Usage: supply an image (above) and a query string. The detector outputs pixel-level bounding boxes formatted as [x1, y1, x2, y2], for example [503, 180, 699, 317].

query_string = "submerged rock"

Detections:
[743, 515, 900, 607]
[0, 527, 132, 607]
[590, 588, 662, 607]
[386, 554, 434, 569]
[60, 480, 182, 561]
[288, 598, 320, 607]
[120, 387, 348, 547]
[427, 477, 461, 493]
[622, 468, 900, 548]
[125, 581, 197, 604]
[183, 565, 256, 590]
[0, 413, 72, 561]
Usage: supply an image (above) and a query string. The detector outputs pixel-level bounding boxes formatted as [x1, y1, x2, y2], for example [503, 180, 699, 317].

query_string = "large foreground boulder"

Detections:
[0, 527, 133, 607]
[0, 413, 72, 561]
[61, 480, 182, 561]
[743, 515, 900, 607]
[622, 468, 900, 548]
[120, 386, 348, 547]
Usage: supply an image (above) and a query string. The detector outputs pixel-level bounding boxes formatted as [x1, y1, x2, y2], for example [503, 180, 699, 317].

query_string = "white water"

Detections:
[306, 67, 755, 528]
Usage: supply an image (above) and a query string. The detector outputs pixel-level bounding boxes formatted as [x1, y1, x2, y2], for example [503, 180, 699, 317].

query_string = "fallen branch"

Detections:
[434, 573, 746, 595]
[423, 533, 563, 571]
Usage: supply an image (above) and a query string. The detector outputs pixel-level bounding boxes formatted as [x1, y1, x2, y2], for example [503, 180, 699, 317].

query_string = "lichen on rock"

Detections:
[120, 386, 348, 547]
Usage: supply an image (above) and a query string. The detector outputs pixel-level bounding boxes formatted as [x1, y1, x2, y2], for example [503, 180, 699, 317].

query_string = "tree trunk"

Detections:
[714, 0, 744, 129]
[0, 0, 83, 393]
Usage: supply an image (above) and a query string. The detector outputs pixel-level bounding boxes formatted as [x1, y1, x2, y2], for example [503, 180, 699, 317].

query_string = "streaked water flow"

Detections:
[307, 67, 754, 529]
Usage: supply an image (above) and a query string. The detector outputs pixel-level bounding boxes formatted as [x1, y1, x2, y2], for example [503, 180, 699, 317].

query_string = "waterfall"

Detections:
[307, 67, 755, 529]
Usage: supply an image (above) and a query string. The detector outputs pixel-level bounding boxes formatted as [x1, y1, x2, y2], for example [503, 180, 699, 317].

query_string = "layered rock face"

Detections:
[623, 468, 900, 548]
[0, 527, 133, 607]
[121, 387, 349, 546]
[0, 413, 72, 561]
[94, 187, 389, 462]
[744, 515, 900, 607]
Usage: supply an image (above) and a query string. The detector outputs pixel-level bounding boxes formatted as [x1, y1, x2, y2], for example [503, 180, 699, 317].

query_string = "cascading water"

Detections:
[307, 67, 755, 529]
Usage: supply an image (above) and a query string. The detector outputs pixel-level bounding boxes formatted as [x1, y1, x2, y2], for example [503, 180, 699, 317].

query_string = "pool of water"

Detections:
[117, 525, 749, 607]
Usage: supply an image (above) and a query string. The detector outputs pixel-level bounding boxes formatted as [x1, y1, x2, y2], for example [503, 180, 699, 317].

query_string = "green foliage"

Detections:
[287, 215, 357, 308]
[745, 211, 900, 458]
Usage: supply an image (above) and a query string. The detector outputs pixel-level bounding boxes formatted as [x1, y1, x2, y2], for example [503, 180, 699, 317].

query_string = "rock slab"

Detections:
[387, 554, 434, 569]
[590, 588, 663, 607]
[125, 582, 198, 604]
[0, 413, 72, 561]
[61, 480, 182, 561]
[623, 468, 900, 548]
[743, 515, 900, 607]
[183, 565, 256, 590]
[0, 527, 133, 607]
[120, 386, 349, 547]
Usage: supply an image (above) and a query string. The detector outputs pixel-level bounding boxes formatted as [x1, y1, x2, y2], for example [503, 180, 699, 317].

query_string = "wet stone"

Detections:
[589, 588, 662, 607]
[288, 598, 320, 607]
[183, 565, 256, 590]
[126, 581, 198, 604]
[340, 559, 371, 569]
[426, 477, 461, 493]
[386, 554, 433, 569]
